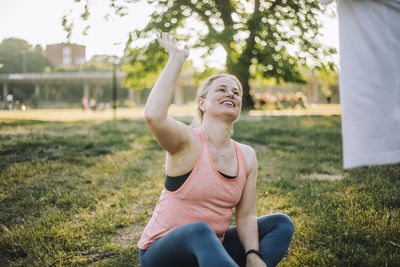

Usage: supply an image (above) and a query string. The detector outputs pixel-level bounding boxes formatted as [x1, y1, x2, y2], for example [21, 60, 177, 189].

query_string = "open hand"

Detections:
[157, 32, 190, 58]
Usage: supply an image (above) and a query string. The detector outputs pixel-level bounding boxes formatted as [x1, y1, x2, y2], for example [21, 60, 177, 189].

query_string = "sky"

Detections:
[0, 0, 339, 69]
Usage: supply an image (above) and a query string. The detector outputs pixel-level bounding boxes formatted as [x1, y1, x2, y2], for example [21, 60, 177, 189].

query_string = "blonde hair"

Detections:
[191, 73, 243, 128]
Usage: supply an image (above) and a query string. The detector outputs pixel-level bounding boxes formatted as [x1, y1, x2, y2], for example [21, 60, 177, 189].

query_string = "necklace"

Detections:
[201, 125, 232, 162]
[207, 137, 232, 162]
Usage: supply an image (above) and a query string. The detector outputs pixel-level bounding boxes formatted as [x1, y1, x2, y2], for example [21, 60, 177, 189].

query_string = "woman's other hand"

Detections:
[246, 253, 267, 267]
[157, 32, 190, 59]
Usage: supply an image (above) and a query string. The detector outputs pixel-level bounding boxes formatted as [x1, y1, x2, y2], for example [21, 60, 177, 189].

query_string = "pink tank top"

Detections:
[138, 128, 247, 250]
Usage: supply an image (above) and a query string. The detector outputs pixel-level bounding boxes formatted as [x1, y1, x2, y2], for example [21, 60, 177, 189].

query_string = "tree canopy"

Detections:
[0, 38, 53, 73]
[66, 0, 336, 108]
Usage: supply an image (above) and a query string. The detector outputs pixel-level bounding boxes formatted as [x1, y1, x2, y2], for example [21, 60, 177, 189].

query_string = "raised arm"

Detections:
[144, 33, 192, 155]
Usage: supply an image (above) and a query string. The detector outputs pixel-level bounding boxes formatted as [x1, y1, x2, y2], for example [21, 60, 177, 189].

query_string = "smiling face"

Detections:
[198, 76, 242, 122]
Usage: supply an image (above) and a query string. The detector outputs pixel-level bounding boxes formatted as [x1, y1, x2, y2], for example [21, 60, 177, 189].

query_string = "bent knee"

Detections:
[260, 213, 294, 236]
[189, 221, 215, 236]
[275, 213, 295, 236]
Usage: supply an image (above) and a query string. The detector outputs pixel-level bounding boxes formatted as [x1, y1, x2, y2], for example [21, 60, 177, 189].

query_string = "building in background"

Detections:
[46, 43, 85, 67]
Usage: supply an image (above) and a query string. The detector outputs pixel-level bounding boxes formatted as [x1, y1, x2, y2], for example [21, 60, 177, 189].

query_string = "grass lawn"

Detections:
[0, 116, 399, 266]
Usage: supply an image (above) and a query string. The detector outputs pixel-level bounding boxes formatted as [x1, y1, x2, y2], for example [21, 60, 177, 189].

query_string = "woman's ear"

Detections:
[198, 98, 205, 112]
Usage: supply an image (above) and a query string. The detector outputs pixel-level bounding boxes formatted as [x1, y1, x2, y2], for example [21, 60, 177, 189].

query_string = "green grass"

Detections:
[0, 116, 399, 266]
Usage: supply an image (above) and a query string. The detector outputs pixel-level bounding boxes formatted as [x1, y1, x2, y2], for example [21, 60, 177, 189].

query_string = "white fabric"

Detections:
[317, 0, 334, 4]
[319, 0, 400, 168]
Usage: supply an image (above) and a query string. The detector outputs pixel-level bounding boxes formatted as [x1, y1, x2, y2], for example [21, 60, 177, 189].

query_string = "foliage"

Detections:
[53, 54, 122, 72]
[0, 116, 399, 266]
[193, 65, 221, 83]
[312, 65, 339, 100]
[122, 42, 168, 89]
[85, 54, 120, 71]
[0, 38, 53, 73]
[122, 44, 202, 90]
[64, 0, 337, 108]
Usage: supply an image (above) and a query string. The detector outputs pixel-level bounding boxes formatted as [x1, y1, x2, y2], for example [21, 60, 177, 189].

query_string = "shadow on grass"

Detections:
[283, 165, 400, 266]
[0, 119, 161, 226]
[1, 116, 399, 266]
[0, 119, 162, 169]
[231, 116, 400, 266]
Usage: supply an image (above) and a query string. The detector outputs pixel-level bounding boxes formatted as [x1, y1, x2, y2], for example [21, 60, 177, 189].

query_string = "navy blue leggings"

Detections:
[139, 213, 294, 267]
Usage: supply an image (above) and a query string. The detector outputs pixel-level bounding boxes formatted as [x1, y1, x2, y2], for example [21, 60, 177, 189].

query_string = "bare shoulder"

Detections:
[235, 141, 258, 174]
[236, 141, 256, 160]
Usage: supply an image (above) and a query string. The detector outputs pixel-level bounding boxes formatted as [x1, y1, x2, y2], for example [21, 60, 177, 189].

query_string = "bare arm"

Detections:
[236, 146, 267, 267]
[144, 33, 193, 155]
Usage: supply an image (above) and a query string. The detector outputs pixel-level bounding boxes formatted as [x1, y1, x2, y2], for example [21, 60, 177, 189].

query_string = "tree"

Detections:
[66, 0, 336, 108]
[123, 43, 168, 90]
[54, 54, 120, 72]
[0, 38, 53, 73]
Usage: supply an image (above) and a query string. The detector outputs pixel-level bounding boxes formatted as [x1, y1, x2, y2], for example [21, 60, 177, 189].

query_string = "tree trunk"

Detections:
[240, 79, 254, 109]
[226, 58, 254, 109]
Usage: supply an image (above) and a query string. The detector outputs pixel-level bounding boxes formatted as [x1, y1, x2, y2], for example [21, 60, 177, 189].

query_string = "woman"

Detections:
[138, 33, 294, 267]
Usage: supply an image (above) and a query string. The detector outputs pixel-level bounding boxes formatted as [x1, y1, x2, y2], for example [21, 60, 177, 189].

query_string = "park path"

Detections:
[0, 104, 341, 122]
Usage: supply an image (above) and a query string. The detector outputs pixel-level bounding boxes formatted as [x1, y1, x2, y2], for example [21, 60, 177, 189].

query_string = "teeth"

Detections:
[222, 101, 234, 106]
